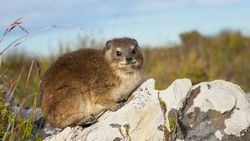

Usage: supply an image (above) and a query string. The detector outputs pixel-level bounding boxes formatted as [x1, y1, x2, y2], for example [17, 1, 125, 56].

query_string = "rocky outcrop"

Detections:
[177, 80, 250, 141]
[43, 79, 250, 141]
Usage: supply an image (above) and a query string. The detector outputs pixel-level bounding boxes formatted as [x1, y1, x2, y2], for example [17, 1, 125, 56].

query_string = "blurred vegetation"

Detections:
[0, 18, 43, 141]
[1, 30, 250, 107]
[0, 77, 42, 141]
[145, 30, 250, 90]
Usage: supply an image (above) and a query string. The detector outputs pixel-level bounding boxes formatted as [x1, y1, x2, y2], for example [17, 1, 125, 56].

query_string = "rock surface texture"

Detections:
[43, 79, 250, 141]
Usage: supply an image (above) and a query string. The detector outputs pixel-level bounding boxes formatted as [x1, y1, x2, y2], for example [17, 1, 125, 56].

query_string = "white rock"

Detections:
[187, 80, 250, 137]
[223, 83, 250, 136]
[215, 130, 223, 140]
[187, 80, 236, 113]
[159, 78, 192, 111]
[159, 78, 192, 129]
[44, 78, 192, 141]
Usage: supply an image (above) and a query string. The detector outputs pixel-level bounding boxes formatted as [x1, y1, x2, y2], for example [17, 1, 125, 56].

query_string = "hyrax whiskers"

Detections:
[40, 37, 144, 128]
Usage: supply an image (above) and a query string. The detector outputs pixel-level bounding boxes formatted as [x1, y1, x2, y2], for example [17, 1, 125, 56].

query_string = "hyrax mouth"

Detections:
[120, 60, 137, 66]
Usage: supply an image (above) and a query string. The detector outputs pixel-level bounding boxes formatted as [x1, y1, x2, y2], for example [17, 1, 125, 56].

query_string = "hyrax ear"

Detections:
[105, 40, 112, 49]
[132, 39, 139, 47]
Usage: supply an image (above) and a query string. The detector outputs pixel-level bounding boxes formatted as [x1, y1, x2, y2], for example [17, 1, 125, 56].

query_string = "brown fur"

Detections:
[40, 37, 144, 128]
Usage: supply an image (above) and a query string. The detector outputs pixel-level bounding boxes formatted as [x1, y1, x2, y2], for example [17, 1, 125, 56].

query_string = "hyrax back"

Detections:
[40, 37, 144, 128]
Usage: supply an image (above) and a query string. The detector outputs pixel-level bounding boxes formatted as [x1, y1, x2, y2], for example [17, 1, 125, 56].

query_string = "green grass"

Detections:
[0, 80, 42, 141]
[0, 18, 44, 139]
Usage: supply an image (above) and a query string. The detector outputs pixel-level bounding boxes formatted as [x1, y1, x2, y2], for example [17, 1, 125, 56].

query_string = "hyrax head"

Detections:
[104, 37, 144, 73]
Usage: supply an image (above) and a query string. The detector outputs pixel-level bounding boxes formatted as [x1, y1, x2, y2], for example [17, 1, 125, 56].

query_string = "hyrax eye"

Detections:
[116, 51, 122, 56]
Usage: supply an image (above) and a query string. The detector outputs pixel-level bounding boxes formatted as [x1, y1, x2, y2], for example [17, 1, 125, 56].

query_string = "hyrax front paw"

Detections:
[109, 102, 125, 112]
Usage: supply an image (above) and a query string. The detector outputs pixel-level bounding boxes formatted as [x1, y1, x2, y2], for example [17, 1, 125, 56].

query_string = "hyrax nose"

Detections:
[126, 57, 133, 62]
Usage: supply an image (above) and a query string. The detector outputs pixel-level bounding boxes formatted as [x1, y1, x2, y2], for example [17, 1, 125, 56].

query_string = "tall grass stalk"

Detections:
[0, 17, 93, 140]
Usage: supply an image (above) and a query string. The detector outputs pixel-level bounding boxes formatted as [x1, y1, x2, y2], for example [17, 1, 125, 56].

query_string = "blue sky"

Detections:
[0, 0, 250, 56]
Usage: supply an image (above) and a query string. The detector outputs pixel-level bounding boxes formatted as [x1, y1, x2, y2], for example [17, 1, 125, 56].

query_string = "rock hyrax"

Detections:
[40, 37, 144, 128]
